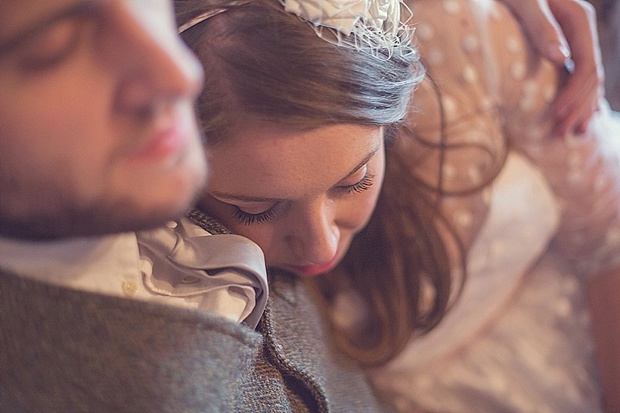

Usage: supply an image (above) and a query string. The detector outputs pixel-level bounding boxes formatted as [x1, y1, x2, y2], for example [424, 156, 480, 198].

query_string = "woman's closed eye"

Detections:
[335, 164, 375, 195]
[232, 205, 278, 226]
[230, 167, 375, 226]
[338, 172, 375, 194]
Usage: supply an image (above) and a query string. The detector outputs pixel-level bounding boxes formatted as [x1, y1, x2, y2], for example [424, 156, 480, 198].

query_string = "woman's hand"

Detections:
[500, 0, 605, 136]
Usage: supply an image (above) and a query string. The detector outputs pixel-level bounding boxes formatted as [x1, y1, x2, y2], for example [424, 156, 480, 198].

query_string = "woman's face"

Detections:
[0, 0, 206, 239]
[201, 123, 385, 277]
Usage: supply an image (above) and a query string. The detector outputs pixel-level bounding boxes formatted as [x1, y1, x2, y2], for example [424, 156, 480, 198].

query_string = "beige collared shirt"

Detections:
[0, 219, 268, 328]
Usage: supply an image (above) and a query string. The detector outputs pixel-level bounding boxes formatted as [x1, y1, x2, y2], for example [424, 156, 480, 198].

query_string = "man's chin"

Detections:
[0, 207, 183, 242]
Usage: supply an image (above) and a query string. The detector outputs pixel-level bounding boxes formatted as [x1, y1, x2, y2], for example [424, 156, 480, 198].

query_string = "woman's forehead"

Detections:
[207, 124, 384, 199]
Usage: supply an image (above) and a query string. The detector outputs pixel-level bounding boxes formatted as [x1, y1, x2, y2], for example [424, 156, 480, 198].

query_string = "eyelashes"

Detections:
[231, 172, 376, 225]
[232, 207, 277, 226]
[341, 173, 375, 194]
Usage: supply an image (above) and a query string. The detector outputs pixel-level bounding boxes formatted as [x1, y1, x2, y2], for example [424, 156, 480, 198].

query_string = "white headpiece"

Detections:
[179, 0, 413, 58]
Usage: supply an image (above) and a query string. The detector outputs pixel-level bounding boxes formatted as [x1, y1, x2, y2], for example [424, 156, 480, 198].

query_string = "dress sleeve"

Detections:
[396, 0, 511, 257]
[400, 0, 620, 281]
[484, 0, 620, 281]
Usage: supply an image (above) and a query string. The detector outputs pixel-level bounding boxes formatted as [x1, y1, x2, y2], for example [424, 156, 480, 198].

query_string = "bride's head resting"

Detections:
[178, 0, 454, 367]
[177, 0, 423, 276]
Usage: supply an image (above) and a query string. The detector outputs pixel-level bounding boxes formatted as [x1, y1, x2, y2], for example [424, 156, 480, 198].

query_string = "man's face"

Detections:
[0, 0, 207, 239]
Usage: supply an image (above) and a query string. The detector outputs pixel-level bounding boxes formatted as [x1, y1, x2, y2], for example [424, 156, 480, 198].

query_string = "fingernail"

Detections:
[547, 43, 571, 64]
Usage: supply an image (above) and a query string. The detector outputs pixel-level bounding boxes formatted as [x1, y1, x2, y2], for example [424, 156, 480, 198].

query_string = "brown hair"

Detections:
[324, 74, 475, 366]
[176, 0, 455, 366]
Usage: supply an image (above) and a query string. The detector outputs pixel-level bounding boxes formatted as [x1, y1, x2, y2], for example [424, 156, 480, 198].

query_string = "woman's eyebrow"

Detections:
[211, 144, 381, 203]
[339, 144, 380, 182]
[210, 192, 287, 203]
[0, 1, 96, 55]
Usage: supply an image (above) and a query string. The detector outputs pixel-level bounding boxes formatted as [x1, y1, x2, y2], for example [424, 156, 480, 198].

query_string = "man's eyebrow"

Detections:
[0, 1, 96, 55]
[211, 143, 381, 203]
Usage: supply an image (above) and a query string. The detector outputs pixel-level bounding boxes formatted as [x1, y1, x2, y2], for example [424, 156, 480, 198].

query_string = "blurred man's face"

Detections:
[0, 0, 208, 239]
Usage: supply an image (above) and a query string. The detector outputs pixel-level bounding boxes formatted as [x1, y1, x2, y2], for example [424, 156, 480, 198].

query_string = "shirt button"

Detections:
[122, 280, 138, 297]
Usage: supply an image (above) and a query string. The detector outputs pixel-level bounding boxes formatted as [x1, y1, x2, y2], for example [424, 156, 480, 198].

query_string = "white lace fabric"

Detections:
[283, 0, 414, 58]
[179, 0, 414, 58]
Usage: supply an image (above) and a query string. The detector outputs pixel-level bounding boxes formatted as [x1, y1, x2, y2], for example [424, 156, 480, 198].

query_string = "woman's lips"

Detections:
[289, 250, 341, 277]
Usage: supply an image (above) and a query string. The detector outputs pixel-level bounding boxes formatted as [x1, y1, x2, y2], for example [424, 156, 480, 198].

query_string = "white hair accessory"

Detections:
[281, 0, 413, 57]
[283, 0, 396, 36]
[178, 0, 414, 58]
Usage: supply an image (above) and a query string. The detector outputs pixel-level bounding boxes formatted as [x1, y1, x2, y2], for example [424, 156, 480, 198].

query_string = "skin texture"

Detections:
[501, 0, 604, 135]
[0, 0, 207, 240]
[200, 123, 385, 277]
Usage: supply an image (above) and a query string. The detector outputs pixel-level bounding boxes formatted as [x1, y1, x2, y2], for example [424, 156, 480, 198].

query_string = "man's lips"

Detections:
[131, 114, 190, 162]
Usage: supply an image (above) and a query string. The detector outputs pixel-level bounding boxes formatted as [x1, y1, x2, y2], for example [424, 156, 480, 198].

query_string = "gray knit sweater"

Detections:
[0, 268, 387, 412]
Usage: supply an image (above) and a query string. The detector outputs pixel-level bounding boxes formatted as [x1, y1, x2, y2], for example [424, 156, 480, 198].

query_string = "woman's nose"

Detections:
[105, 1, 204, 115]
[286, 198, 340, 265]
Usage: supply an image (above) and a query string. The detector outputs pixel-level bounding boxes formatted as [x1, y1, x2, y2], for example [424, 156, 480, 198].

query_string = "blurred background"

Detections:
[589, 0, 620, 111]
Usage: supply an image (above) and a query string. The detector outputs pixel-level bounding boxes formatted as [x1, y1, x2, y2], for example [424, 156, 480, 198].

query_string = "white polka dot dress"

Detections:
[367, 0, 620, 412]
